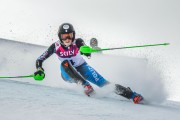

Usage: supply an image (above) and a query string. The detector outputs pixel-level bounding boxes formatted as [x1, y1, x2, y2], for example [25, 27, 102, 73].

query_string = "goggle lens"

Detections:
[61, 33, 73, 40]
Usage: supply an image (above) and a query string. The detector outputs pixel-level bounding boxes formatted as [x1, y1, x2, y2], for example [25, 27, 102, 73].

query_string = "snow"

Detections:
[0, 38, 180, 120]
[0, 79, 180, 120]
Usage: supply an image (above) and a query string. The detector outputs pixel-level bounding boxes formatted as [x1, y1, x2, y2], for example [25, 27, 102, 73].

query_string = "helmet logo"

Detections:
[63, 24, 70, 30]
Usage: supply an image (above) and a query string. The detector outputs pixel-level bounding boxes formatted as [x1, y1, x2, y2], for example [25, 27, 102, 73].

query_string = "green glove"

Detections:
[34, 68, 45, 81]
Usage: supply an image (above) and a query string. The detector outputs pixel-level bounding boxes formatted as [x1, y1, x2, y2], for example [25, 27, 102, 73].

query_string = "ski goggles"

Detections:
[61, 33, 73, 40]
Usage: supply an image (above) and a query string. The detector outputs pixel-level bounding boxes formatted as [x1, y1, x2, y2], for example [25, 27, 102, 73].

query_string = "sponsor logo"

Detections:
[63, 25, 69, 29]
[59, 50, 75, 57]
[88, 66, 99, 82]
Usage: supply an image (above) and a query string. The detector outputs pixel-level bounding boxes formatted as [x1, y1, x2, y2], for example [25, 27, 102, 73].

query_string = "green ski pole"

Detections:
[80, 43, 170, 54]
[0, 74, 34, 79]
[0, 74, 44, 81]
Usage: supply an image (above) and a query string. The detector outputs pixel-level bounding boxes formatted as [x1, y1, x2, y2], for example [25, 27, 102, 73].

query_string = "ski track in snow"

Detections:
[0, 39, 180, 120]
[0, 79, 180, 120]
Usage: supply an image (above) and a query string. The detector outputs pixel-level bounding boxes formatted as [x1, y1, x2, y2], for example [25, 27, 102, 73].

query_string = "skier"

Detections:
[34, 23, 143, 104]
[90, 38, 101, 50]
[90, 38, 102, 54]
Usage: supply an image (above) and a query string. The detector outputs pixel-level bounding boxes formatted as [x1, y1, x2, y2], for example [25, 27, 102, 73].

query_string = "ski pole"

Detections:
[0, 74, 34, 79]
[0, 74, 44, 81]
[80, 43, 170, 54]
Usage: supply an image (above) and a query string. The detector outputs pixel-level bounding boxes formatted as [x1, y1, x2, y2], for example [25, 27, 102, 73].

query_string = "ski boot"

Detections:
[115, 84, 143, 104]
[131, 92, 143, 104]
[84, 84, 94, 97]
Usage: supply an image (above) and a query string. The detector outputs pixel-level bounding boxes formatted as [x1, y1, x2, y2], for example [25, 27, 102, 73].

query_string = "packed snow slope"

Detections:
[1, 79, 180, 120]
[0, 38, 180, 120]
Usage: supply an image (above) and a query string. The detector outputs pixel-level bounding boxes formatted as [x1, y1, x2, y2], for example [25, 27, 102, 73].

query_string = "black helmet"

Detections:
[58, 23, 75, 42]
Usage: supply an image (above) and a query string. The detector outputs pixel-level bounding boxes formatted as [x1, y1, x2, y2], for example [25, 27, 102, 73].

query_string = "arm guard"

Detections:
[36, 43, 56, 69]
[75, 38, 86, 48]
[75, 38, 91, 58]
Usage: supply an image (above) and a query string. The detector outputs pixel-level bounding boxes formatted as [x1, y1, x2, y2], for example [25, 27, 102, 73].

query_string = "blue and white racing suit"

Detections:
[36, 39, 108, 87]
[61, 62, 108, 87]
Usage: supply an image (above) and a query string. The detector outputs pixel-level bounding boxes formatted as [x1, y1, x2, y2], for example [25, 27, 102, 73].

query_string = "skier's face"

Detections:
[62, 38, 72, 46]
[61, 33, 73, 46]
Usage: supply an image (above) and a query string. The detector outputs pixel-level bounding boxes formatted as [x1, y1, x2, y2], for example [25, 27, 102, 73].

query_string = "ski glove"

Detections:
[34, 67, 45, 81]
[81, 52, 91, 59]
